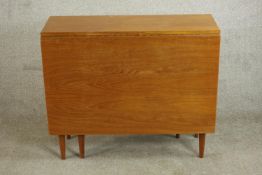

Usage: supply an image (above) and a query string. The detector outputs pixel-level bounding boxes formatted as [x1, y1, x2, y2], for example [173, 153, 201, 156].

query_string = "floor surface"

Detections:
[0, 110, 262, 175]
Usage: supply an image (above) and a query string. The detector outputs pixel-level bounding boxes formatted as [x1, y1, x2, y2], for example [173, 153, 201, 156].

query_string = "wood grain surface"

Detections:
[41, 15, 219, 36]
[42, 36, 219, 134]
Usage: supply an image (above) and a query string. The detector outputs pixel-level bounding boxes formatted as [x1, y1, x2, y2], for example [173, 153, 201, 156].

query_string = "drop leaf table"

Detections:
[41, 15, 220, 159]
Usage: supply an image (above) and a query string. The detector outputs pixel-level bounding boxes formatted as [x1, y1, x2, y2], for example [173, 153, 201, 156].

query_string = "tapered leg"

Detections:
[58, 135, 66, 160]
[194, 134, 198, 138]
[176, 134, 180, 138]
[67, 135, 71, 139]
[78, 135, 85, 158]
[199, 133, 206, 158]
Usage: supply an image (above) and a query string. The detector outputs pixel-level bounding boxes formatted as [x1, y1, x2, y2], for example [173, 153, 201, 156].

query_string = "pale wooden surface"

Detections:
[42, 34, 219, 135]
[41, 15, 219, 36]
[41, 15, 220, 135]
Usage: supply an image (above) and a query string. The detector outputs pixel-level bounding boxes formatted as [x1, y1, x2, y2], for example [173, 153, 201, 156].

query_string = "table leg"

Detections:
[58, 135, 66, 160]
[176, 134, 180, 138]
[199, 133, 206, 158]
[78, 135, 85, 158]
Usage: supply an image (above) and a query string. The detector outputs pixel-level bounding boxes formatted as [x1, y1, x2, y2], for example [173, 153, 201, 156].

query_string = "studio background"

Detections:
[0, 0, 262, 174]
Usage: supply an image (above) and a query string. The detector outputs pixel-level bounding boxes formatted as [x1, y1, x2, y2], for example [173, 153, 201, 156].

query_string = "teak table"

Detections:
[41, 15, 220, 159]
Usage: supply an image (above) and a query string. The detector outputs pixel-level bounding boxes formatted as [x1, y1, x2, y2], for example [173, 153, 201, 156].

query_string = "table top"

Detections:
[41, 15, 220, 36]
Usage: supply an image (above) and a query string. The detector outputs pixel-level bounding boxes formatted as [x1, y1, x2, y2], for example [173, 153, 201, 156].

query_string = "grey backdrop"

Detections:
[0, 1, 262, 175]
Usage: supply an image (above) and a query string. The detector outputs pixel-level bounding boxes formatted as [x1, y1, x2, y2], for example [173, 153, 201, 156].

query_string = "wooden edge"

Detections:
[41, 30, 220, 37]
